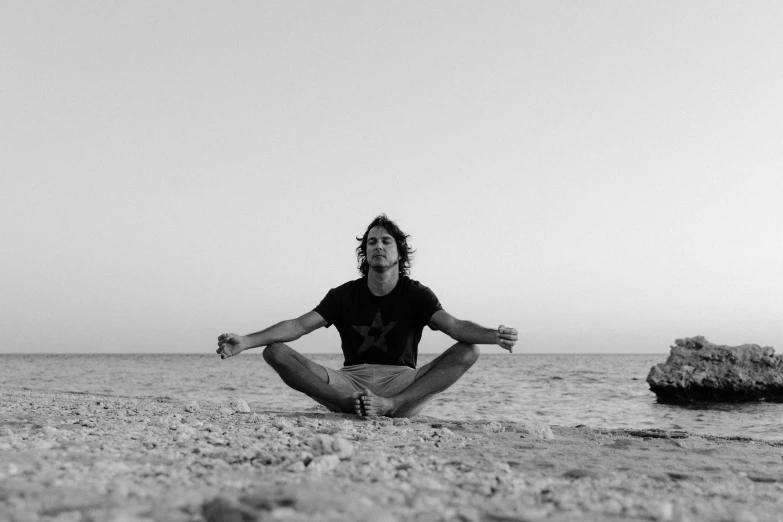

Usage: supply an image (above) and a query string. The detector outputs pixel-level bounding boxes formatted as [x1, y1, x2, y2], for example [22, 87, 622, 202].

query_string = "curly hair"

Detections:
[356, 214, 415, 277]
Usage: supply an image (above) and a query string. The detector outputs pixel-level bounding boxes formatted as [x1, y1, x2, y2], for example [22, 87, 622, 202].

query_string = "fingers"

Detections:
[498, 325, 518, 336]
[497, 326, 518, 341]
[498, 325, 518, 353]
[217, 333, 234, 346]
[216, 333, 236, 358]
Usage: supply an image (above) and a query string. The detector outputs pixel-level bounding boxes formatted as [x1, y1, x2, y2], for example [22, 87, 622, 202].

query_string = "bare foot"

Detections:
[358, 388, 396, 417]
[351, 391, 365, 416]
[334, 392, 366, 416]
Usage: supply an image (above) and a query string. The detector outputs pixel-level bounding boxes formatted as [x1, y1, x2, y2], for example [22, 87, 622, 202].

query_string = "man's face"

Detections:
[366, 226, 399, 273]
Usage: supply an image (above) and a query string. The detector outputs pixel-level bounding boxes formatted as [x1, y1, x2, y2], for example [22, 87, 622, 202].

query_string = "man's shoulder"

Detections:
[403, 276, 431, 290]
[400, 276, 438, 297]
[327, 277, 364, 294]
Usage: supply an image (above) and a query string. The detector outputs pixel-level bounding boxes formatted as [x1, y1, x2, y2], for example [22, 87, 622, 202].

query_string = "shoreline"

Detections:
[2, 388, 783, 521]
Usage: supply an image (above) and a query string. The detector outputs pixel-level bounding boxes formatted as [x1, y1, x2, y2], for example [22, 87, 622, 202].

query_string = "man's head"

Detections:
[356, 214, 414, 277]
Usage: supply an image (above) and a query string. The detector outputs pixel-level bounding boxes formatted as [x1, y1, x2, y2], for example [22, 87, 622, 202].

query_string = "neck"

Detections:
[367, 269, 400, 296]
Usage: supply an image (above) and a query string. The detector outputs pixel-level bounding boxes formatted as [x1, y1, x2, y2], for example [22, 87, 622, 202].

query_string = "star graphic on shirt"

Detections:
[352, 309, 398, 356]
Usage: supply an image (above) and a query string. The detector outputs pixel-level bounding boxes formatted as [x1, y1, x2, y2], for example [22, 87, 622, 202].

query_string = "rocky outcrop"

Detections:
[647, 336, 783, 402]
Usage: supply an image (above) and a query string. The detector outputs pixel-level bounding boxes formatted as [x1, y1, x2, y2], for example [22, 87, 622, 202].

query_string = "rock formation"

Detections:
[647, 336, 783, 402]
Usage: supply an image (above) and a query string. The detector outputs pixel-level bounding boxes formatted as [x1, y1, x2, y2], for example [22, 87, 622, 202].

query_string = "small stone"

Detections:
[392, 418, 411, 426]
[287, 461, 306, 473]
[520, 421, 555, 440]
[307, 454, 340, 473]
[175, 425, 198, 442]
[482, 421, 504, 433]
[228, 398, 251, 413]
[309, 434, 334, 455]
[273, 418, 295, 431]
[184, 401, 200, 413]
[309, 434, 354, 459]
[332, 436, 354, 459]
[437, 427, 459, 439]
[299, 451, 314, 462]
[202, 496, 258, 522]
[152, 414, 182, 430]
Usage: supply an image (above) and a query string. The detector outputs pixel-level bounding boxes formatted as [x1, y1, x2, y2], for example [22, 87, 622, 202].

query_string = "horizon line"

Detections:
[0, 352, 671, 356]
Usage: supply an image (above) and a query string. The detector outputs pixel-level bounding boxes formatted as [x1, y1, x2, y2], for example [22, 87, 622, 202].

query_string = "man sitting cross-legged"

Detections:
[217, 214, 518, 418]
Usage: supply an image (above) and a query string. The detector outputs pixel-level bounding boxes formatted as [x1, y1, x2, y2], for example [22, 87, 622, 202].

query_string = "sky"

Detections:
[1, 1, 781, 355]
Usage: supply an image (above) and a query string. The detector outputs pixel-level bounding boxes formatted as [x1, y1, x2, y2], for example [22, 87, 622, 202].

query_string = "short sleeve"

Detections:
[414, 283, 443, 328]
[313, 288, 340, 328]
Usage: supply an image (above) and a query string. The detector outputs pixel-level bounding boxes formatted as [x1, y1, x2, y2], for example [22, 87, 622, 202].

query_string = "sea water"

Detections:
[1, 353, 781, 441]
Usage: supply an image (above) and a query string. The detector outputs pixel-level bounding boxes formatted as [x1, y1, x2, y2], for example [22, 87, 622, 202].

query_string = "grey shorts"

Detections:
[324, 363, 422, 396]
[319, 363, 433, 417]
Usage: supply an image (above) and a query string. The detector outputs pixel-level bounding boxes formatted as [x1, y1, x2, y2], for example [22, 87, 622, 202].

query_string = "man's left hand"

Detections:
[496, 325, 518, 353]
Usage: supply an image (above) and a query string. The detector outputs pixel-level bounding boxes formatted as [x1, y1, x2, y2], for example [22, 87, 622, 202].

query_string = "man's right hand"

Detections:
[216, 333, 247, 359]
[496, 325, 518, 353]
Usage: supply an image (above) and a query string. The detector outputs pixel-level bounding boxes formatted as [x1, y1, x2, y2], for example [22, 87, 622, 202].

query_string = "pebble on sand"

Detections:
[227, 398, 251, 413]
[307, 454, 341, 473]
[309, 434, 355, 460]
[519, 420, 555, 440]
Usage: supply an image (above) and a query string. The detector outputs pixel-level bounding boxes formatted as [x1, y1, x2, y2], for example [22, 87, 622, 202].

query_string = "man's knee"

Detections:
[263, 342, 289, 365]
[454, 342, 480, 367]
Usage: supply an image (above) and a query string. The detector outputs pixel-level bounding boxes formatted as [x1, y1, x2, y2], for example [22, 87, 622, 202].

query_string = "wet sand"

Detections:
[1, 388, 783, 522]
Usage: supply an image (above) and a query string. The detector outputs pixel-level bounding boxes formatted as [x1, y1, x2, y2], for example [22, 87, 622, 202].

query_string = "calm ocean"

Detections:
[1, 353, 781, 441]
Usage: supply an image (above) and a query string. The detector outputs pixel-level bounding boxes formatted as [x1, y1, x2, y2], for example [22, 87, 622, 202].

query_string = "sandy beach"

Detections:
[1, 388, 782, 522]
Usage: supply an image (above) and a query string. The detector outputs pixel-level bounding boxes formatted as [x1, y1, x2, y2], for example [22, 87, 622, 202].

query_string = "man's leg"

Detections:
[359, 342, 480, 417]
[263, 343, 362, 414]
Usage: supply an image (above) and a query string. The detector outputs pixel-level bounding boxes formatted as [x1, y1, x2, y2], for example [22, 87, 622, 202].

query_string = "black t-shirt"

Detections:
[314, 276, 443, 369]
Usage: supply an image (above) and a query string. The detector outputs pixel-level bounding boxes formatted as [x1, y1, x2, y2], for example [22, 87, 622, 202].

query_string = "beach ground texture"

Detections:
[1, 388, 783, 522]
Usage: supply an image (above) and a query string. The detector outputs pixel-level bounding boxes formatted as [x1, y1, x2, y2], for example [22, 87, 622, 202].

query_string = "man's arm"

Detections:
[217, 311, 328, 359]
[429, 310, 518, 352]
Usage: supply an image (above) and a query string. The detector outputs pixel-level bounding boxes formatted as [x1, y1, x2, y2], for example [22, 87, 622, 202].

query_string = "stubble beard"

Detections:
[369, 256, 399, 274]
